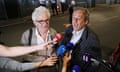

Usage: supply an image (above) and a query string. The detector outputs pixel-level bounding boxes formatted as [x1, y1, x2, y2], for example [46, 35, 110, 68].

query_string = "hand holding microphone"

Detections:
[45, 33, 62, 59]
[45, 33, 63, 50]
[62, 52, 71, 72]
[57, 42, 74, 72]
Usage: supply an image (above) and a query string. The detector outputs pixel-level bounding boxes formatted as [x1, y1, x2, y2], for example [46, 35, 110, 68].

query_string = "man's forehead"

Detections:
[36, 13, 48, 19]
[73, 11, 84, 17]
[73, 15, 81, 19]
[74, 10, 84, 14]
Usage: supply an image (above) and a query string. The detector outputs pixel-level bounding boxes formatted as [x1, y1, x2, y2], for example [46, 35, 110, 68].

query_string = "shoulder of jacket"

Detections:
[49, 27, 57, 33]
[22, 27, 35, 35]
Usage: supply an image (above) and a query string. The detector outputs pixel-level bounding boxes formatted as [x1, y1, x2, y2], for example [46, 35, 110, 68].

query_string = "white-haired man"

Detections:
[21, 6, 58, 72]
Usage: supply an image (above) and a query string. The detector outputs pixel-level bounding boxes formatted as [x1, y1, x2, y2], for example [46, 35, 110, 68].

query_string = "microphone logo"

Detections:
[82, 53, 91, 62]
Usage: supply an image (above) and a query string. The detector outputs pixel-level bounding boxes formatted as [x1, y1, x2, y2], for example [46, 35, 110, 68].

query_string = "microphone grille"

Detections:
[72, 65, 81, 72]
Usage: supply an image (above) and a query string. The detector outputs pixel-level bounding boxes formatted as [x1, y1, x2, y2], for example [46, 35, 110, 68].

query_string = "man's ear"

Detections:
[85, 20, 89, 25]
[33, 21, 37, 26]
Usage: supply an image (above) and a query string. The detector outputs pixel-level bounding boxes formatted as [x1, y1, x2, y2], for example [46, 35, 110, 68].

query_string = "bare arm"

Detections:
[35, 56, 58, 67]
[62, 52, 71, 72]
[0, 41, 53, 57]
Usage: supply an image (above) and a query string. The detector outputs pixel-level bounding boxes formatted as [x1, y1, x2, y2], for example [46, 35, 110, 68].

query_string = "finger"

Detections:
[47, 61, 56, 66]
[47, 41, 55, 45]
[47, 44, 54, 49]
[65, 52, 70, 57]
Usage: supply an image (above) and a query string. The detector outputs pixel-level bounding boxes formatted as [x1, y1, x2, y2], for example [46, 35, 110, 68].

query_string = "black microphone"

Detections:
[66, 42, 74, 53]
[82, 53, 114, 72]
[72, 65, 81, 72]
[82, 53, 103, 65]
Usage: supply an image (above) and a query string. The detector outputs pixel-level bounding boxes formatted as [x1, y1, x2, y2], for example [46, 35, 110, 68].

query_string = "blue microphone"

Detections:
[57, 45, 66, 56]
[66, 42, 74, 52]
[72, 65, 81, 72]
[57, 42, 74, 56]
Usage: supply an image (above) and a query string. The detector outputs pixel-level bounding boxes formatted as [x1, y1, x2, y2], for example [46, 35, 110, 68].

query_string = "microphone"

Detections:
[53, 33, 63, 42]
[66, 42, 74, 53]
[57, 42, 74, 56]
[82, 53, 114, 72]
[82, 53, 100, 65]
[45, 33, 62, 59]
[72, 65, 81, 72]
[57, 45, 66, 56]
[56, 45, 66, 72]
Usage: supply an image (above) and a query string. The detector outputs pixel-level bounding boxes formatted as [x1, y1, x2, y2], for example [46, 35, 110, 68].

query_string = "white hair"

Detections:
[32, 6, 51, 21]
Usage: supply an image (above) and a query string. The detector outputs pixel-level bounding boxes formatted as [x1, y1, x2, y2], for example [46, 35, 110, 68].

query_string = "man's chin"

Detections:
[74, 28, 80, 31]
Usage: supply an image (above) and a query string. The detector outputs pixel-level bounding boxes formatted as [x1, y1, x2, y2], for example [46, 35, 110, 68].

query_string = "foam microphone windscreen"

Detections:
[53, 33, 62, 42]
[57, 45, 66, 56]
[72, 65, 81, 72]
[67, 42, 74, 51]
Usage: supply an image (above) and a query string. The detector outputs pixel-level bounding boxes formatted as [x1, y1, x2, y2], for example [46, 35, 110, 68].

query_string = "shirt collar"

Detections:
[72, 27, 85, 35]
[35, 28, 50, 37]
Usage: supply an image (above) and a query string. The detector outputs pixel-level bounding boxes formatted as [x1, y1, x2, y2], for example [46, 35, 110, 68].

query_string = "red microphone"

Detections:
[53, 33, 63, 43]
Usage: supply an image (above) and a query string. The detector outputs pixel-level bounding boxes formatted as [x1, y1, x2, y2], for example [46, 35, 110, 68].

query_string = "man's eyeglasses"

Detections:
[35, 19, 49, 24]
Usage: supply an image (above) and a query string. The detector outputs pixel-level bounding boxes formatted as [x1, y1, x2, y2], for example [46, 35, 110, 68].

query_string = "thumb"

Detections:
[46, 41, 54, 45]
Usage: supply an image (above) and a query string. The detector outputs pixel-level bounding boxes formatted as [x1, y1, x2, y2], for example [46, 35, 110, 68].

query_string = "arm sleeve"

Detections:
[87, 32, 102, 59]
[0, 57, 35, 71]
[21, 30, 29, 46]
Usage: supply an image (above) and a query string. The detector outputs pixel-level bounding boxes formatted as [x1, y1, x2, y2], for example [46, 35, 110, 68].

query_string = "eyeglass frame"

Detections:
[35, 19, 49, 24]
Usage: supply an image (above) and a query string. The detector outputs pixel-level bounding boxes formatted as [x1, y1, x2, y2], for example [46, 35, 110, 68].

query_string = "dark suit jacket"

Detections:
[61, 26, 101, 72]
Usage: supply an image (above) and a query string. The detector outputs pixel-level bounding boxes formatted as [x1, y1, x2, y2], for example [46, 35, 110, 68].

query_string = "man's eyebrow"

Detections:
[73, 16, 81, 18]
[36, 19, 49, 21]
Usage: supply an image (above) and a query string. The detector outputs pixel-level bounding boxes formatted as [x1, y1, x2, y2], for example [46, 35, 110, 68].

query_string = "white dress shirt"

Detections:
[70, 27, 85, 45]
[60, 0, 66, 3]
[35, 28, 52, 57]
[35, 28, 52, 45]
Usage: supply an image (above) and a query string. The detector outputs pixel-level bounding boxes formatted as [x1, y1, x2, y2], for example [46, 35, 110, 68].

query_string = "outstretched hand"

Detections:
[39, 41, 54, 50]
[41, 56, 58, 66]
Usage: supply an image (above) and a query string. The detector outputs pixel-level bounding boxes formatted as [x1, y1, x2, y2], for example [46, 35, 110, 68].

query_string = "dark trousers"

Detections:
[39, 4, 46, 7]
[60, 2, 66, 14]
[51, 3, 58, 15]
[69, 6, 73, 24]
